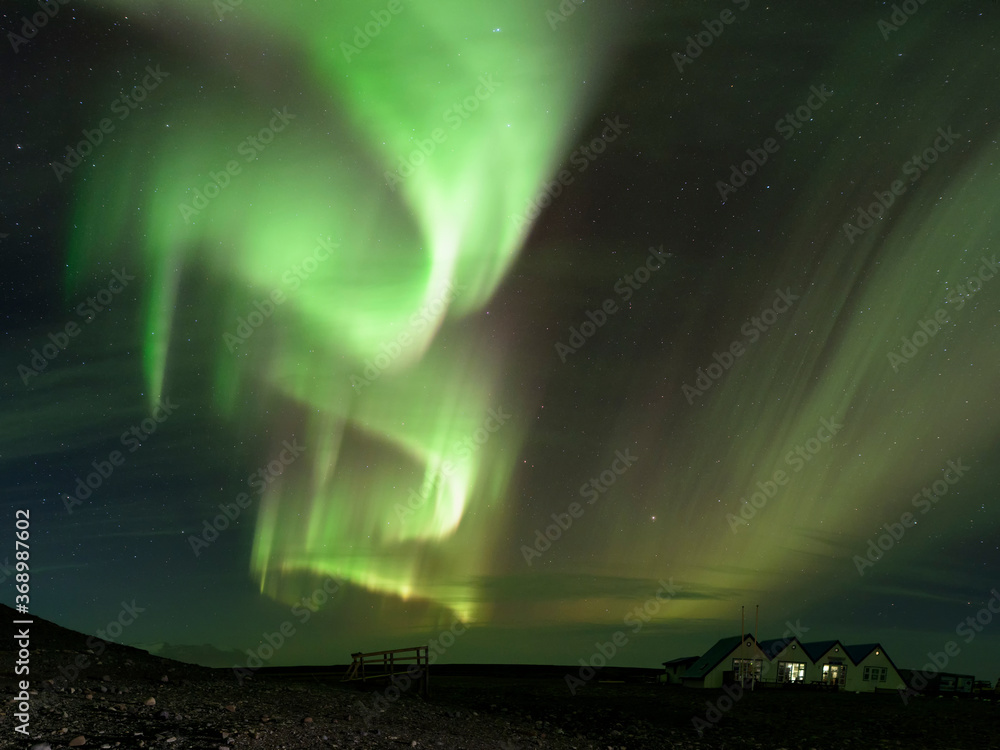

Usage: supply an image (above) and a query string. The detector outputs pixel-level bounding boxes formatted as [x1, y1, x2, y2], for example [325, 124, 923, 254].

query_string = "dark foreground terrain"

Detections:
[1, 608, 998, 749]
[4, 668, 1000, 750]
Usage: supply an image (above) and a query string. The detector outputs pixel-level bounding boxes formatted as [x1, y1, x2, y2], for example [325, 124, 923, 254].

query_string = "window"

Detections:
[732, 658, 762, 681]
[777, 661, 806, 683]
[863, 667, 887, 682]
[822, 663, 847, 686]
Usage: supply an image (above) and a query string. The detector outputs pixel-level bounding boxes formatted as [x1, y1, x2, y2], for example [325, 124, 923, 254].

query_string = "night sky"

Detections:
[3, 0, 1000, 682]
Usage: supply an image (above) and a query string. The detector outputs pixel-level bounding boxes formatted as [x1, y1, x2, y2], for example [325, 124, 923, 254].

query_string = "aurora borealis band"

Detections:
[61, 0, 623, 623]
[4, 0, 1000, 680]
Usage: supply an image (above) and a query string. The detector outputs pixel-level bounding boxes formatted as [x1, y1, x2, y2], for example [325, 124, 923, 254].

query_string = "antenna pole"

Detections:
[754, 604, 759, 691]
[740, 605, 745, 683]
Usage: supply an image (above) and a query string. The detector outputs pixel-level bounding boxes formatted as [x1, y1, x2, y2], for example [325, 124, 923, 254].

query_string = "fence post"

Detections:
[422, 645, 429, 697]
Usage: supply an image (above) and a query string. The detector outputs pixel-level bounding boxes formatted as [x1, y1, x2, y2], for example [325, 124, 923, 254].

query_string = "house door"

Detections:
[822, 663, 846, 687]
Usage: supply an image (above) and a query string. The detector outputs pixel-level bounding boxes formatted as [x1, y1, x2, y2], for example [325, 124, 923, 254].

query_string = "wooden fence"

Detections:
[342, 646, 429, 697]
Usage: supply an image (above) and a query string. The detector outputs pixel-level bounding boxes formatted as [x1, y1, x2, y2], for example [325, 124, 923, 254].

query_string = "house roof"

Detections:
[800, 640, 846, 662]
[662, 656, 699, 668]
[682, 634, 759, 679]
[844, 643, 903, 674]
[843, 643, 880, 664]
[757, 636, 804, 660]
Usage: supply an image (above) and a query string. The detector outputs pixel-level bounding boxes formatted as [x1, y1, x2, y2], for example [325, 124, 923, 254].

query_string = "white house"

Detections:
[800, 639, 851, 687]
[758, 635, 808, 684]
[843, 643, 905, 692]
[675, 633, 905, 692]
[680, 634, 768, 689]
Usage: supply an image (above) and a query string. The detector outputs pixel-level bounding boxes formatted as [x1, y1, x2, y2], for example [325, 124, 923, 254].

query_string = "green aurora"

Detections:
[66, 0, 625, 622]
[8, 0, 999, 675]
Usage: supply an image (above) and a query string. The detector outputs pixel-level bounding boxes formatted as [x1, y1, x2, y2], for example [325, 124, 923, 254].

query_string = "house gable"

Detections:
[681, 634, 766, 688]
[844, 643, 904, 691]
[759, 636, 812, 682]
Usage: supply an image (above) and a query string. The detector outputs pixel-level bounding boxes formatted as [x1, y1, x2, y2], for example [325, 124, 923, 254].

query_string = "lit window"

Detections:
[822, 664, 847, 686]
[778, 661, 806, 683]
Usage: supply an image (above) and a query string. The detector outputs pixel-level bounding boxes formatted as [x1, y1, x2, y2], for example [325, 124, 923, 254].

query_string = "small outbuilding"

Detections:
[660, 656, 698, 684]
[898, 669, 974, 696]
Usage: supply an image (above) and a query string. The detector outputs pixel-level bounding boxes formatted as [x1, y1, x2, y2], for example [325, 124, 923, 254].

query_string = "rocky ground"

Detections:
[5, 664, 1000, 749]
[2, 607, 999, 749]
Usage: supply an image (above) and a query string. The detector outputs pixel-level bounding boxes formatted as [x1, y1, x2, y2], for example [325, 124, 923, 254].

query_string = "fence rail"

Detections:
[342, 646, 429, 696]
